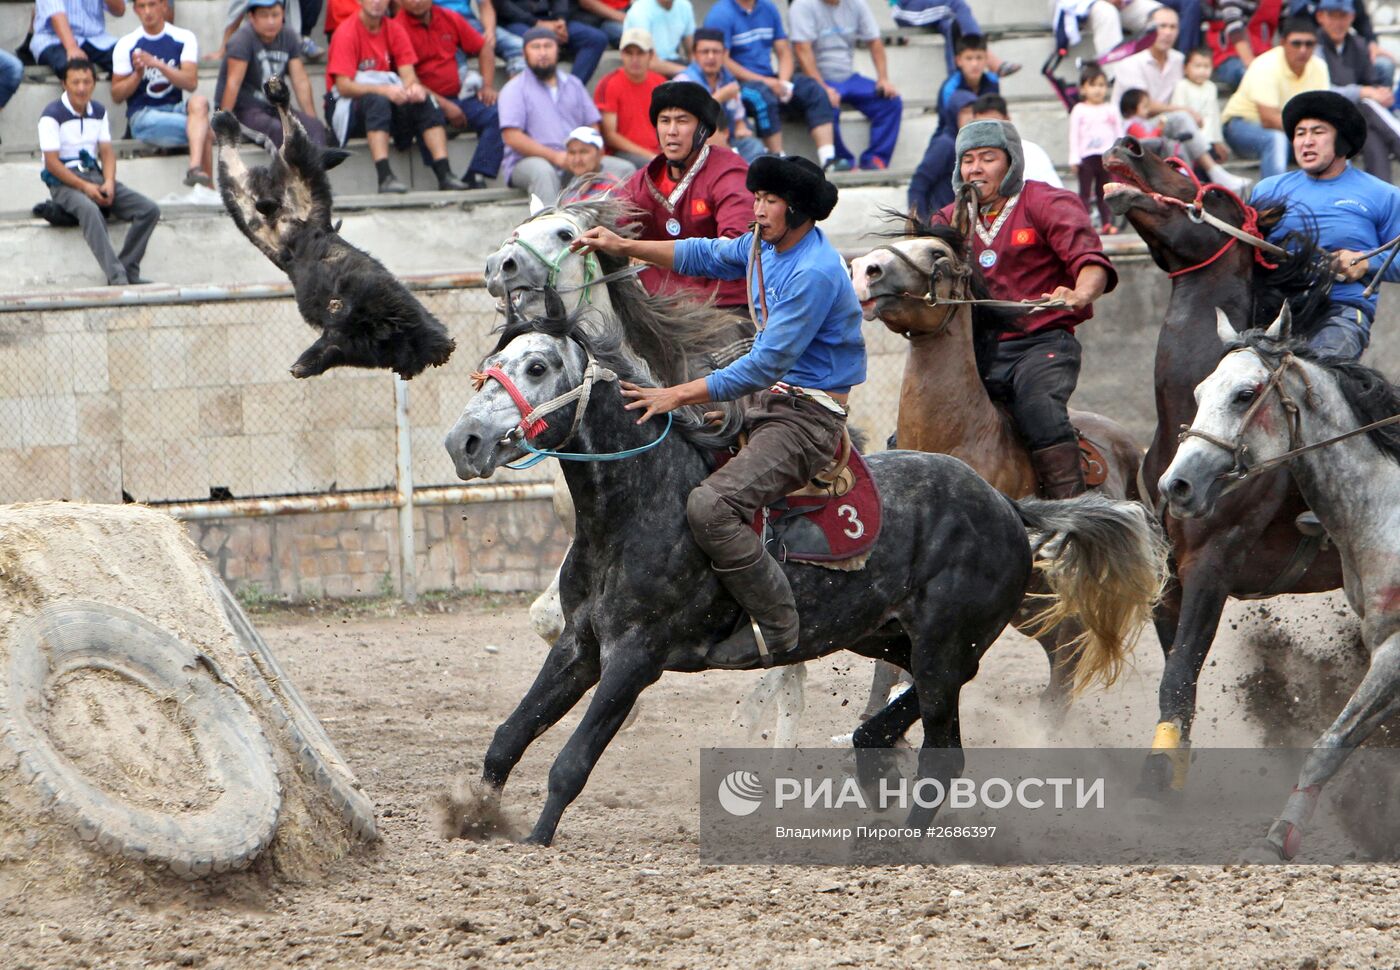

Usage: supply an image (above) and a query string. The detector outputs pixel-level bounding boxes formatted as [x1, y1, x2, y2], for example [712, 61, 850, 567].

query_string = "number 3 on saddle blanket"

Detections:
[712, 433, 883, 567]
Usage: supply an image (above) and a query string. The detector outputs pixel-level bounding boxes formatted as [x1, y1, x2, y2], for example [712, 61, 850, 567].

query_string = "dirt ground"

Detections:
[4, 591, 1400, 970]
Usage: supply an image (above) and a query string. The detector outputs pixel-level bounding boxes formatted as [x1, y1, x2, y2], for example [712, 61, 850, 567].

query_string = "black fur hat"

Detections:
[649, 82, 724, 132]
[745, 155, 839, 222]
[1282, 90, 1366, 159]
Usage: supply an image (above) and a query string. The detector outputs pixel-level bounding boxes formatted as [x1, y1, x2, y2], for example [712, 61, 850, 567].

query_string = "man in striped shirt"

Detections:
[38, 59, 161, 285]
[31, 0, 126, 77]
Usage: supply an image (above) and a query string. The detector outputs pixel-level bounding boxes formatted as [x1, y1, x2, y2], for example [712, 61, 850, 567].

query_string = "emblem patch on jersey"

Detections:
[978, 249, 998, 268]
[1011, 228, 1038, 246]
[692, 199, 710, 216]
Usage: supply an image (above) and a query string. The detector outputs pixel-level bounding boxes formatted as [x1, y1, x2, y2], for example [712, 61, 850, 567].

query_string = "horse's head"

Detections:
[850, 230, 970, 337]
[1159, 306, 1298, 517]
[444, 291, 593, 480]
[485, 205, 607, 318]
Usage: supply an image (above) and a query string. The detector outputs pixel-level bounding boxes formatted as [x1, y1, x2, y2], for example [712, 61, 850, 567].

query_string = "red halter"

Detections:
[470, 366, 549, 439]
[1148, 156, 1280, 279]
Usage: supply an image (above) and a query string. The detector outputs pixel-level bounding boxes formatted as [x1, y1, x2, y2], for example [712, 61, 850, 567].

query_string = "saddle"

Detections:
[1077, 433, 1110, 488]
[716, 429, 883, 567]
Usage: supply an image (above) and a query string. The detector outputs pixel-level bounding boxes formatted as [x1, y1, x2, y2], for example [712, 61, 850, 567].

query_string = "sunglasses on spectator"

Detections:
[1286, 38, 1317, 48]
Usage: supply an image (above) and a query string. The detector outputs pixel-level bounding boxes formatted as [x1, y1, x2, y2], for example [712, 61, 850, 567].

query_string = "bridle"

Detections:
[1141, 156, 1287, 279]
[503, 212, 645, 305]
[471, 337, 673, 470]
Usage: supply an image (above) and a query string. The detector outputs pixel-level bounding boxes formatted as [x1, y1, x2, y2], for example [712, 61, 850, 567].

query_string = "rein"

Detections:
[1145, 157, 1287, 278]
[1179, 348, 1400, 481]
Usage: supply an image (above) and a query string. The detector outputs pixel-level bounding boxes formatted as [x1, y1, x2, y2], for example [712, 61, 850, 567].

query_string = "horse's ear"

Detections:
[529, 194, 548, 216]
[1215, 308, 1237, 347]
[543, 286, 567, 322]
[1264, 301, 1292, 341]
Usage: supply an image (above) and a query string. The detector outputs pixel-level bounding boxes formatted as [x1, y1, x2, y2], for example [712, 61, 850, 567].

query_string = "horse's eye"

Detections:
[1234, 387, 1256, 405]
[557, 228, 575, 242]
[527, 361, 548, 378]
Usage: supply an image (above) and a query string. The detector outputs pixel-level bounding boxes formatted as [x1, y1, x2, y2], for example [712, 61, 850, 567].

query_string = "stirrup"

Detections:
[1294, 511, 1325, 538]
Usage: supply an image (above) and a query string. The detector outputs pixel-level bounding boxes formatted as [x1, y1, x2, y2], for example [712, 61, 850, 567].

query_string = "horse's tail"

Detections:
[1013, 493, 1169, 695]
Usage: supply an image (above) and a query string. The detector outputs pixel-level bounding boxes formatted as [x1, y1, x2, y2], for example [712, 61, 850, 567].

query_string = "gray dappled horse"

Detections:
[443, 299, 1168, 846]
[1163, 306, 1400, 860]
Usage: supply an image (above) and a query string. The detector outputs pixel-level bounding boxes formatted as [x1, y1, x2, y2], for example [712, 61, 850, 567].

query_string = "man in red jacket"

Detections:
[613, 81, 752, 314]
[931, 119, 1118, 498]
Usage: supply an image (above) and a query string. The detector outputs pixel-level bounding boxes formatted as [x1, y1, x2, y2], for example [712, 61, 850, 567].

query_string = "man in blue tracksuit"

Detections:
[573, 154, 866, 668]
[1253, 90, 1400, 359]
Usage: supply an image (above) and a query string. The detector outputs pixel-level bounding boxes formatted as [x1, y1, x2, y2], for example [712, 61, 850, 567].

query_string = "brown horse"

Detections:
[851, 223, 1147, 718]
[1101, 137, 1344, 792]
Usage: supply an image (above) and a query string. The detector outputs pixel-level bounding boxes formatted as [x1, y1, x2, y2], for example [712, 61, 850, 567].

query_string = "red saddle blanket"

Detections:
[714, 446, 883, 564]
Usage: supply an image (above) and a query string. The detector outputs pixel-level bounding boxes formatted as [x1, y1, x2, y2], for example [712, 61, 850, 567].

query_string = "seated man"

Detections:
[1314, 0, 1400, 182]
[790, 0, 902, 172]
[929, 120, 1117, 497]
[325, 0, 470, 192]
[890, 0, 1019, 75]
[613, 82, 752, 314]
[31, 0, 123, 77]
[1254, 92, 1400, 359]
[703, 0, 838, 166]
[495, 0, 608, 84]
[111, 0, 212, 189]
[216, 0, 328, 148]
[1221, 15, 1331, 178]
[679, 27, 765, 162]
[574, 0, 628, 48]
[594, 28, 667, 167]
[436, 0, 525, 76]
[0, 49, 19, 117]
[38, 59, 161, 285]
[573, 154, 865, 668]
[498, 28, 634, 200]
[558, 125, 625, 201]
[394, 0, 503, 188]
[623, 0, 697, 76]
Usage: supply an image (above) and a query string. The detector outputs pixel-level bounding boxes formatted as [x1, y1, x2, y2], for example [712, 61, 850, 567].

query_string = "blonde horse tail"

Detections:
[1013, 493, 1170, 696]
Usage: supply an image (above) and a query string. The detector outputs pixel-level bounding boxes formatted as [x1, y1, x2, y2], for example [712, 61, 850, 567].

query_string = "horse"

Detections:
[848, 222, 1147, 717]
[1101, 136, 1345, 792]
[441, 295, 1169, 846]
[1161, 306, 1400, 860]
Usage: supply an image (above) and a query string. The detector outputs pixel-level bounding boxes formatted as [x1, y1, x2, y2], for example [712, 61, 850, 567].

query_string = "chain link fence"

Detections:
[0, 279, 908, 509]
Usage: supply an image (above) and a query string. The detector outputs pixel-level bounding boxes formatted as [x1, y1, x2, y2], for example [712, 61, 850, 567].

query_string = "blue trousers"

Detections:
[37, 39, 114, 77]
[424, 95, 504, 177]
[739, 75, 835, 138]
[891, 0, 981, 74]
[1158, 0, 1202, 53]
[503, 20, 607, 84]
[0, 48, 20, 110]
[465, 12, 524, 75]
[1223, 116, 1289, 179]
[1309, 305, 1370, 360]
[830, 74, 902, 169]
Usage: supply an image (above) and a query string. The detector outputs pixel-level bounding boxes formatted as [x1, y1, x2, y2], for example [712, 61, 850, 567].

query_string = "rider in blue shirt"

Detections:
[1253, 91, 1400, 359]
[572, 155, 865, 668]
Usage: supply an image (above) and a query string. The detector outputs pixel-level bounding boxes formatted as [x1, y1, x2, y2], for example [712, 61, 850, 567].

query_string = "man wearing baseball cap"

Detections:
[612, 80, 752, 312]
[559, 125, 626, 201]
[1313, 0, 1400, 182]
[215, 0, 328, 148]
[572, 155, 865, 668]
[930, 119, 1116, 498]
[1253, 91, 1400, 359]
[593, 28, 667, 166]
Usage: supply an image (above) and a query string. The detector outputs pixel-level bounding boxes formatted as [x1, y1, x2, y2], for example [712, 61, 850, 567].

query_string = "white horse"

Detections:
[1161, 305, 1400, 860]
[485, 198, 810, 746]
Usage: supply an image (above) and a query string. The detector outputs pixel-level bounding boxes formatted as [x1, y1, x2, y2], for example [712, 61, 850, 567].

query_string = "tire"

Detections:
[2, 602, 283, 879]
[210, 576, 379, 842]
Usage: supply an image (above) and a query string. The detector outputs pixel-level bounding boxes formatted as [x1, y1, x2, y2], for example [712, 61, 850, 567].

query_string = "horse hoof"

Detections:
[1238, 840, 1287, 865]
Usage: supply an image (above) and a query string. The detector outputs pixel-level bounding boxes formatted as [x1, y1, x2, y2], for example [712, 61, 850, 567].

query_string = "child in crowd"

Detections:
[936, 33, 999, 135]
[1120, 88, 1161, 142]
[1068, 63, 1121, 234]
[1171, 47, 1227, 160]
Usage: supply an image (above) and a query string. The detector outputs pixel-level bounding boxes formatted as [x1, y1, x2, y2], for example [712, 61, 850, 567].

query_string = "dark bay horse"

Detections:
[443, 300, 1168, 846]
[1102, 137, 1344, 791]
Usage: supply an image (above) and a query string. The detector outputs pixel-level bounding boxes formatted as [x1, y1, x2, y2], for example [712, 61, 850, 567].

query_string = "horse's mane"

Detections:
[1248, 203, 1333, 339]
[488, 296, 741, 451]
[1235, 329, 1400, 465]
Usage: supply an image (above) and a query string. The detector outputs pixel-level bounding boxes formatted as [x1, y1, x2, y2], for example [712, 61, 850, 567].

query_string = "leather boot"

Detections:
[1030, 440, 1087, 499]
[705, 553, 800, 669]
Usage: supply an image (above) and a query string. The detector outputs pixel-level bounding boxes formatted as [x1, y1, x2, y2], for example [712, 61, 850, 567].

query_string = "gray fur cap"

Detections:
[950, 120, 1025, 198]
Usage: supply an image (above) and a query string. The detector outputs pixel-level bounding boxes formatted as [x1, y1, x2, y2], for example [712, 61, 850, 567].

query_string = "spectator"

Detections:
[1113, 7, 1250, 191]
[789, 0, 902, 172]
[1222, 15, 1330, 177]
[0, 50, 21, 122]
[1205, 0, 1282, 93]
[613, 82, 752, 310]
[1290, 0, 1392, 86]
[1170, 46, 1226, 155]
[436, 0, 525, 75]
[623, 0, 696, 76]
[495, 0, 608, 84]
[889, 0, 1020, 75]
[31, 0, 124, 77]
[908, 88, 976, 222]
[1313, 0, 1400, 181]
[679, 27, 765, 162]
[111, 0, 212, 188]
[1069, 63, 1121, 232]
[594, 28, 666, 167]
[970, 93, 1064, 188]
[325, 0, 470, 192]
[211, 0, 319, 66]
[559, 125, 625, 200]
[703, 0, 838, 166]
[574, 0, 628, 48]
[937, 34, 998, 136]
[395, 0, 503, 189]
[216, 0, 328, 148]
[38, 59, 161, 285]
[499, 27, 634, 200]
[1053, 0, 1164, 67]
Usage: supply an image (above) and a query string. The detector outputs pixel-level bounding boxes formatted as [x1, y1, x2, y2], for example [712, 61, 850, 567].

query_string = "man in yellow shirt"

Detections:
[1222, 16, 1331, 178]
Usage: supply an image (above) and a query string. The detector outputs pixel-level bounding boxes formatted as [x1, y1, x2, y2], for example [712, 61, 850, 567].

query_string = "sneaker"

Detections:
[301, 37, 325, 63]
[997, 61, 1022, 78]
[184, 167, 213, 189]
[378, 173, 409, 194]
[823, 157, 853, 173]
[437, 173, 469, 191]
